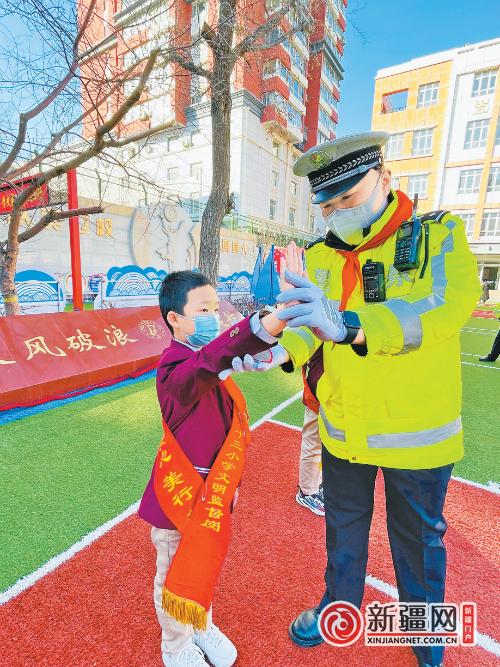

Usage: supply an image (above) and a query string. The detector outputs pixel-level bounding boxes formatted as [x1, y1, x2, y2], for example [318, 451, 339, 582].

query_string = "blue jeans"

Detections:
[319, 448, 453, 666]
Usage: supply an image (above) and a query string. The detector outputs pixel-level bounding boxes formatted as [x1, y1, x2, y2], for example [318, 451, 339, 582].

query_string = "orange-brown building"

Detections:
[372, 38, 500, 293]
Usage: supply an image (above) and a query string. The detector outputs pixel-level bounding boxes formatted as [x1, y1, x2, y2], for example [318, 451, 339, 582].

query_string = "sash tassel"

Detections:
[162, 587, 208, 631]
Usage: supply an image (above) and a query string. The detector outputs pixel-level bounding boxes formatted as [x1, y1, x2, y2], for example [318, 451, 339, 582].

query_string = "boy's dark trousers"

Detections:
[319, 447, 453, 667]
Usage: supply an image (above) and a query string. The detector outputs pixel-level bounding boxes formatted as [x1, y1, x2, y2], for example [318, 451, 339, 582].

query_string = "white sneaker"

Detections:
[162, 640, 209, 666]
[194, 623, 237, 667]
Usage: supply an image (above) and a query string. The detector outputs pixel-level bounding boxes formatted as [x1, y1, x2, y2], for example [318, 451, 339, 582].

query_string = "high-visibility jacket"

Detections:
[281, 191, 481, 469]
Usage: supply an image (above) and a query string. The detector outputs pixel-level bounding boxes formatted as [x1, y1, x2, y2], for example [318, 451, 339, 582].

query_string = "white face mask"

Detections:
[323, 174, 387, 245]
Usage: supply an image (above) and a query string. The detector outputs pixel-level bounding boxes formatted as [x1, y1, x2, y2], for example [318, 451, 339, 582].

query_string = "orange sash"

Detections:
[337, 190, 413, 310]
[153, 377, 250, 630]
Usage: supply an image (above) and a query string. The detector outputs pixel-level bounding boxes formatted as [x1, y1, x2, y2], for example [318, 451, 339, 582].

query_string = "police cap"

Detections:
[293, 131, 389, 204]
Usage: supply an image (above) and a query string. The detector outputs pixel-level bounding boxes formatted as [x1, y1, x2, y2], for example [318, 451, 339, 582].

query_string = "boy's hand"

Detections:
[222, 345, 290, 377]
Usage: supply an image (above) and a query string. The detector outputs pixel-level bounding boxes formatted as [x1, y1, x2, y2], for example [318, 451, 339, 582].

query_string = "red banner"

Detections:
[0, 302, 242, 410]
[0, 175, 49, 215]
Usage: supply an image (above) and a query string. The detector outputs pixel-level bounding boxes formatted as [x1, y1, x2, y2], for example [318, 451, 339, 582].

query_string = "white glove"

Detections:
[219, 344, 289, 378]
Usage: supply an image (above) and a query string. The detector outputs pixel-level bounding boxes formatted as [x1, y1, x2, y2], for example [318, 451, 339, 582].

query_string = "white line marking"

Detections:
[249, 391, 302, 431]
[0, 501, 140, 605]
[270, 420, 500, 495]
[462, 328, 497, 334]
[268, 418, 302, 432]
[0, 392, 303, 604]
[365, 574, 500, 657]
[461, 361, 500, 370]
[452, 476, 500, 495]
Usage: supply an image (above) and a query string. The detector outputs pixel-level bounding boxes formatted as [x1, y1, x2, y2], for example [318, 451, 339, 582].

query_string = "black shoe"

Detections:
[479, 355, 495, 362]
[288, 607, 324, 647]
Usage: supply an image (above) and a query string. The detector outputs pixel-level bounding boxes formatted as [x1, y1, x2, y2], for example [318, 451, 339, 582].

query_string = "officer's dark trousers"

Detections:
[319, 448, 453, 667]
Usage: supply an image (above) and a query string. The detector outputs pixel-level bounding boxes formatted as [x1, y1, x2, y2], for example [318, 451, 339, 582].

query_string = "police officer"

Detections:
[234, 132, 480, 667]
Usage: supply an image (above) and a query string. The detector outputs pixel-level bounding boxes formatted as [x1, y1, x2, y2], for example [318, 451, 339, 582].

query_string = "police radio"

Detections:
[394, 194, 422, 271]
[362, 260, 386, 302]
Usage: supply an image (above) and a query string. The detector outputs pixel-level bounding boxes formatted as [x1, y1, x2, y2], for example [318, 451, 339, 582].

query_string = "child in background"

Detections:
[295, 347, 324, 516]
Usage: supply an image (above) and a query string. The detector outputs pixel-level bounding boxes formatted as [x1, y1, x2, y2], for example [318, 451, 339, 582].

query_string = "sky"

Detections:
[337, 0, 500, 136]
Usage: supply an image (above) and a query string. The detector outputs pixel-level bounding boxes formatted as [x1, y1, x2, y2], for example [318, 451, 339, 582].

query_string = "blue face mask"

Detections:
[178, 313, 221, 347]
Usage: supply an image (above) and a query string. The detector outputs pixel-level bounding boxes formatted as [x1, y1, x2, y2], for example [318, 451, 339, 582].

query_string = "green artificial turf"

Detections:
[0, 316, 498, 591]
[0, 368, 301, 591]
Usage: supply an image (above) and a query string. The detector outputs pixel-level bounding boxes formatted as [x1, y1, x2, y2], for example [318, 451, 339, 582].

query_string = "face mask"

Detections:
[177, 313, 220, 347]
[323, 174, 387, 245]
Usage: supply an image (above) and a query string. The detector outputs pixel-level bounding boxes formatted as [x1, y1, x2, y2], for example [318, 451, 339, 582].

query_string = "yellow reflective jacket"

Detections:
[281, 191, 481, 469]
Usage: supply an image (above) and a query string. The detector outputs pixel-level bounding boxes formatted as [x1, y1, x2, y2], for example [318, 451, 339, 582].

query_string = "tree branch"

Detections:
[17, 206, 103, 244]
[169, 51, 212, 80]
[0, 0, 99, 181]
[234, 7, 288, 57]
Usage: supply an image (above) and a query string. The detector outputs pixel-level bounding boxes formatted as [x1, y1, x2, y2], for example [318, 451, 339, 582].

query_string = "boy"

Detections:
[138, 268, 294, 667]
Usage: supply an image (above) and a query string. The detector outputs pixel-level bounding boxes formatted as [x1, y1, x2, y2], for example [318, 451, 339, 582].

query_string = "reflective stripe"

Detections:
[413, 221, 455, 315]
[319, 406, 346, 442]
[294, 327, 317, 353]
[367, 417, 462, 449]
[383, 298, 423, 352]
[381, 221, 456, 350]
[195, 466, 211, 473]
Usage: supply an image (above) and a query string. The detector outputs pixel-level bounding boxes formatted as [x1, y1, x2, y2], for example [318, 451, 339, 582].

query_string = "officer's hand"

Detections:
[276, 270, 347, 343]
[221, 344, 290, 377]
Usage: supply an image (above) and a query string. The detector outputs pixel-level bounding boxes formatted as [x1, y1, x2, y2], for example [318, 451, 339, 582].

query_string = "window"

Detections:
[385, 133, 405, 159]
[288, 207, 296, 227]
[221, 238, 230, 253]
[189, 194, 199, 216]
[392, 176, 401, 190]
[190, 162, 202, 180]
[457, 212, 476, 238]
[458, 169, 482, 195]
[320, 84, 338, 110]
[411, 128, 433, 156]
[271, 169, 279, 188]
[269, 198, 277, 220]
[381, 90, 408, 114]
[472, 69, 497, 97]
[317, 130, 329, 144]
[417, 82, 439, 108]
[487, 165, 500, 192]
[480, 211, 500, 238]
[496, 117, 500, 146]
[232, 241, 240, 254]
[289, 43, 307, 77]
[319, 107, 336, 134]
[407, 174, 428, 199]
[272, 141, 281, 158]
[321, 61, 340, 88]
[167, 167, 178, 181]
[464, 119, 490, 149]
[290, 180, 298, 196]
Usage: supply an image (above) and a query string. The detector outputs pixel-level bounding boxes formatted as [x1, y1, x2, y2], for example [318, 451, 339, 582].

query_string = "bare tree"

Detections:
[169, 0, 315, 283]
[0, 0, 181, 315]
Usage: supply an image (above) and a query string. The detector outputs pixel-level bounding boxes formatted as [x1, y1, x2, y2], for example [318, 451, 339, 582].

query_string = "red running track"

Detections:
[1, 422, 499, 666]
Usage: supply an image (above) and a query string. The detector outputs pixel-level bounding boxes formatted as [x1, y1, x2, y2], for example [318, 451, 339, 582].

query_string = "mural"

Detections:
[0, 268, 66, 314]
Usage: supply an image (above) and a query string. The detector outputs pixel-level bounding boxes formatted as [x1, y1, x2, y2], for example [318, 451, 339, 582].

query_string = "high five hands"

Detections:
[220, 241, 350, 379]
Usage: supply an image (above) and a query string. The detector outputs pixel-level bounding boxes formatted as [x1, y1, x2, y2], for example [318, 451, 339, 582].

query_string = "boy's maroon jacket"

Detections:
[139, 315, 274, 529]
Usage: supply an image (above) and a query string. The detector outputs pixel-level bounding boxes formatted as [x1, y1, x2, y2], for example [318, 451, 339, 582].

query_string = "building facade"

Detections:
[77, 0, 347, 266]
[372, 38, 500, 292]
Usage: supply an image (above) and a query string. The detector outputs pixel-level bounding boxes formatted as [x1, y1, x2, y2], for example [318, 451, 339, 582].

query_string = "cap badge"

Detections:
[310, 150, 333, 169]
